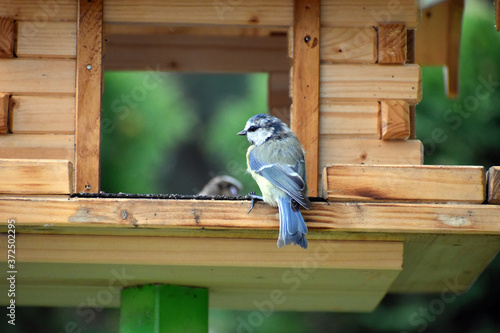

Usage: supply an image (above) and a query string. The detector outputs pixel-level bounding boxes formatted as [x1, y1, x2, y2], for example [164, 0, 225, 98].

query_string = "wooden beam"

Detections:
[323, 165, 485, 203]
[75, 0, 103, 193]
[0, 17, 14, 58]
[319, 138, 423, 167]
[0, 159, 73, 194]
[320, 27, 377, 63]
[2, 235, 403, 312]
[488, 167, 500, 204]
[380, 100, 410, 140]
[378, 23, 407, 64]
[104, 33, 289, 72]
[0, 134, 75, 163]
[320, 100, 380, 139]
[0, 0, 420, 28]
[16, 21, 77, 58]
[1, 197, 499, 237]
[9, 96, 75, 134]
[291, 0, 320, 197]
[1, 196, 500, 296]
[320, 64, 422, 102]
[0, 92, 8, 133]
[0, 1, 77, 21]
[321, 0, 420, 29]
[0, 59, 76, 95]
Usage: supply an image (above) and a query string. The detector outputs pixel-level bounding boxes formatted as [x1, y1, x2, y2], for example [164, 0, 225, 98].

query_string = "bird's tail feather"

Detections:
[277, 196, 308, 249]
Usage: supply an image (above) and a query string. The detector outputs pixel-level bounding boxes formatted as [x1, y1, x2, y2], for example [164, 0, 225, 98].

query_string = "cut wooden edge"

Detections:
[487, 166, 500, 204]
[0, 92, 8, 133]
[322, 164, 486, 203]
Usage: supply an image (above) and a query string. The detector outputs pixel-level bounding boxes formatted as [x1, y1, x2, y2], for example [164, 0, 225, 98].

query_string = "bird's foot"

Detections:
[247, 191, 263, 214]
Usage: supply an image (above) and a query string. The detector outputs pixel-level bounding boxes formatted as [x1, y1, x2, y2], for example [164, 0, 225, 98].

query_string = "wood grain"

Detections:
[104, 33, 289, 72]
[320, 100, 380, 139]
[321, 27, 377, 63]
[9, 96, 75, 134]
[0, 0, 420, 28]
[487, 166, 500, 204]
[0, 134, 74, 163]
[380, 100, 410, 140]
[291, 0, 320, 197]
[0, 17, 14, 58]
[16, 21, 77, 58]
[3, 235, 403, 312]
[321, 0, 420, 28]
[378, 24, 407, 64]
[0, 159, 73, 194]
[0, 1, 77, 21]
[75, 0, 103, 193]
[320, 64, 422, 102]
[319, 138, 423, 167]
[0, 93, 8, 133]
[323, 164, 485, 203]
[0, 59, 76, 95]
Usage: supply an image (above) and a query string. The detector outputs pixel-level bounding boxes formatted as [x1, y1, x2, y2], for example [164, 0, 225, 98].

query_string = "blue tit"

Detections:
[237, 113, 311, 249]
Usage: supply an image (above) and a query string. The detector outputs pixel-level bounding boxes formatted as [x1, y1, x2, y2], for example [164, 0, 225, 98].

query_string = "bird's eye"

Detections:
[247, 126, 258, 132]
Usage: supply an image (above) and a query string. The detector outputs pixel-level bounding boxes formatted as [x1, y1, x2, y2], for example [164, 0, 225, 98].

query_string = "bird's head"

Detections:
[237, 114, 290, 146]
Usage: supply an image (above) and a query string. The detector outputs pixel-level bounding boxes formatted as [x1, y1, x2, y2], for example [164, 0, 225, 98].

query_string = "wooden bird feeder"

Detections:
[1, 0, 500, 330]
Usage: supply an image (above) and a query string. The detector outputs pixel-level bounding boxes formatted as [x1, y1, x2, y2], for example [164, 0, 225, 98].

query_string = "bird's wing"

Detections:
[248, 148, 310, 209]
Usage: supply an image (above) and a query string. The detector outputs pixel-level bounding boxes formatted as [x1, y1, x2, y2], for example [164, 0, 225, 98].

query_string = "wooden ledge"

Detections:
[1, 195, 499, 310]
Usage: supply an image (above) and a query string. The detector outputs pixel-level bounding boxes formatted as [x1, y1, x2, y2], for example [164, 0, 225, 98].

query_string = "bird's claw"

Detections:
[247, 191, 263, 214]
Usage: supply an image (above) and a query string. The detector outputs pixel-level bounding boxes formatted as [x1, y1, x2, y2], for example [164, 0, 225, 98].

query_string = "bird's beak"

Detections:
[237, 130, 247, 136]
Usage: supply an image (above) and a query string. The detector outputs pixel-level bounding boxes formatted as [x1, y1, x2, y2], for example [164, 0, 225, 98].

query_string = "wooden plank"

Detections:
[75, 0, 103, 193]
[0, 17, 14, 58]
[104, 0, 293, 27]
[0, 0, 419, 28]
[1, 196, 500, 296]
[0, 59, 76, 95]
[380, 100, 410, 140]
[16, 21, 77, 58]
[9, 96, 75, 134]
[0, 93, 8, 133]
[321, 0, 420, 29]
[0, 159, 73, 194]
[487, 167, 500, 204]
[320, 64, 422, 102]
[2, 197, 500, 236]
[0, 1, 77, 21]
[104, 33, 289, 72]
[269, 72, 291, 126]
[323, 165, 485, 203]
[321, 27, 377, 63]
[0, 134, 74, 163]
[291, 0, 320, 197]
[4, 251, 402, 312]
[320, 100, 380, 139]
[378, 23, 406, 64]
[319, 138, 423, 167]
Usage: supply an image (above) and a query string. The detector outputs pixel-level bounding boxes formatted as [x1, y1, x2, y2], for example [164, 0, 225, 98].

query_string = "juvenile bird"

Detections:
[237, 114, 311, 249]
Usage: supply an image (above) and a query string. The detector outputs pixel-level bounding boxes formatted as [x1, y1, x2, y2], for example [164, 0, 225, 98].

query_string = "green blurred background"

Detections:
[3, 0, 500, 332]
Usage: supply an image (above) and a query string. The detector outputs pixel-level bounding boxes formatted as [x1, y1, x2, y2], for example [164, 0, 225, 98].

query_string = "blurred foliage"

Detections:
[3, 0, 500, 332]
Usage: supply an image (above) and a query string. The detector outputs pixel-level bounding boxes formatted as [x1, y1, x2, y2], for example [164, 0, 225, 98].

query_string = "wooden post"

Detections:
[75, 0, 103, 193]
[120, 284, 209, 333]
[291, 0, 320, 197]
